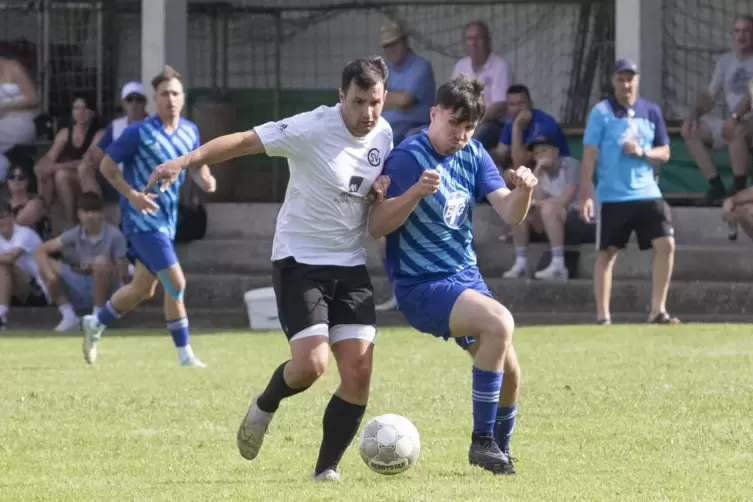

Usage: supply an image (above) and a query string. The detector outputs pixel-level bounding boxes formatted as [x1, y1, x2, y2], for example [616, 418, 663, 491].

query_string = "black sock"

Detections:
[734, 175, 748, 192]
[256, 361, 309, 413]
[314, 394, 367, 475]
[709, 175, 725, 193]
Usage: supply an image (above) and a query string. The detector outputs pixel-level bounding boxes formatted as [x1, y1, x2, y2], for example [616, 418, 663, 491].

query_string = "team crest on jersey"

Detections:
[367, 148, 381, 166]
[443, 191, 469, 229]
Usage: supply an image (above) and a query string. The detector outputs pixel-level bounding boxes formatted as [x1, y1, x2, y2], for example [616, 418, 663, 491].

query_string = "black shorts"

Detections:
[530, 207, 596, 246]
[597, 199, 673, 251]
[272, 257, 376, 341]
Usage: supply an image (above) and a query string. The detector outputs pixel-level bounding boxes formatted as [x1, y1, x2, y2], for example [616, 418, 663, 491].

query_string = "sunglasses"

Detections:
[125, 95, 146, 104]
[7, 173, 27, 181]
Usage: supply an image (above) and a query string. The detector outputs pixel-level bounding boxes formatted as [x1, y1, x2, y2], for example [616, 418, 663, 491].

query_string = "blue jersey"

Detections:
[583, 97, 669, 203]
[106, 115, 200, 238]
[382, 132, 505, 283]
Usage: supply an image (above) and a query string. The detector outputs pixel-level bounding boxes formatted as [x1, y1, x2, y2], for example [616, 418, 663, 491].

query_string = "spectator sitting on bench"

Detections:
[34, 94, 102, 225]
[4, 164, 50, 240]
[0, 198, 48, 330]
[34, 192, 129, 332]
[0, 47, 39, 181]
[503, 135, 593, 280]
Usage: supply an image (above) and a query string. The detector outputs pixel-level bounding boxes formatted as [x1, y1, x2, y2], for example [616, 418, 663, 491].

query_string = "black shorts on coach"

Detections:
[271, 257, 377, 340]
[597, 199, 673, 251]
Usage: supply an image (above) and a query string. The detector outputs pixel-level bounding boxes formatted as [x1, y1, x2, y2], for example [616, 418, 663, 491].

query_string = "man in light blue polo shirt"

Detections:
[380, 21, 436, 145]
[581, 59, 678, 325]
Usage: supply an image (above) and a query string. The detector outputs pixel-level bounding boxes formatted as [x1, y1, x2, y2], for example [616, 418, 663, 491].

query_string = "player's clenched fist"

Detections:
[507, 166, 538, 190]
[410, 169, 441, 198]
[370, 175, 391, 201]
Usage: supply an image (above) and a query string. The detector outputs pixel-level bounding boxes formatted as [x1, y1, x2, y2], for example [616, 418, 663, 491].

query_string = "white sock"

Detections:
[514, 247, 527, 268]
[58, 303, 76, 319]
[178, 345, 194, 362]
[0, 304, 7, 320]
[551, 246, 565, 268]
[93, 305, 103, 316]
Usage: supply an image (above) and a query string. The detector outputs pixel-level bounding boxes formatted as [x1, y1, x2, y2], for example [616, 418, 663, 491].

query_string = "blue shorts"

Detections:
[393, 266, 492, 350]
[127, 231, 179, 275]
[60, 263, 121, 310]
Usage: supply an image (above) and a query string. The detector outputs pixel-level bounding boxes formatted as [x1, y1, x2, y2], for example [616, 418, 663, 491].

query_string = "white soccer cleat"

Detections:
[80, 314, 105, 364]
[534, 263, 569, 281]
[54, 315, 81, 333]
[374, 295, 397, 311]
[311, 469, 341, 482]
[236, 395, 275, 461]
[502, 263, 526, 279]
[180, 356, 207, 368]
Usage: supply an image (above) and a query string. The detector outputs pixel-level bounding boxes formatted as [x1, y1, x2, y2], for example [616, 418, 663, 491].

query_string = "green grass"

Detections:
[1, 325, 752, 501]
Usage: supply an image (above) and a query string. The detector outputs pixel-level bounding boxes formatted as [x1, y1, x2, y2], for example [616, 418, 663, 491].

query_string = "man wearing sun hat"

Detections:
[77, 81, 149, 223]
[379, 20, 435, 145]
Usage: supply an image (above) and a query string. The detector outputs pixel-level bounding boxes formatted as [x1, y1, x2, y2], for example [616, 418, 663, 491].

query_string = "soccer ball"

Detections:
[358, 413, 420, 475]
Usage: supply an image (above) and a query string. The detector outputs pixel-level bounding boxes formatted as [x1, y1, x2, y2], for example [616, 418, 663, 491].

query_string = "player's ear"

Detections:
[338, 88, 344, 103]
[429, 106, 437, 122]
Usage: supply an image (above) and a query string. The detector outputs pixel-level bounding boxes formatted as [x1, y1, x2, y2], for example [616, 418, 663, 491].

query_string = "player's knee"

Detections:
[158, 270, 185, 300]
[338, 354, 373, 394]
[538, 200, 559, 221]
[481, 303, 515, 347]
[680, 120, 699, 141]
[291, 354, 329, 387]
[53, 168, 69, 185]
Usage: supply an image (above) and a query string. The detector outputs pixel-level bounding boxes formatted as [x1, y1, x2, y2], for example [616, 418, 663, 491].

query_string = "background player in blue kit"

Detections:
[79, 66, 216, 368]
[368, 77, 538, 475]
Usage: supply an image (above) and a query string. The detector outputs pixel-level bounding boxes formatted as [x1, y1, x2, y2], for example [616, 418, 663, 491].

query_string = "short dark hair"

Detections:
[151, 65, 181, 90]
[506, 84, 532, 101]
[341, 56, 389, 93]
[435, 77, 486, 125]
[77, 191, 104, 212]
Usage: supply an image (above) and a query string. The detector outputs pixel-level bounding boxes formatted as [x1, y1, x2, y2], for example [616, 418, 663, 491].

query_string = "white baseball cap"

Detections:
[121, 81, 146, 100]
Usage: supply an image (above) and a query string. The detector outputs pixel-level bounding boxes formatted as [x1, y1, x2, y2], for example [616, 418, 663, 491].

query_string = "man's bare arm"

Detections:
[384, 91, 415, 112]
[177, 131, 266, 170]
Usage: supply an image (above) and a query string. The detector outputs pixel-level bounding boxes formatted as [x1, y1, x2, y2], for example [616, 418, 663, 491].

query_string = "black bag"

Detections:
[175, 201, 207, 243]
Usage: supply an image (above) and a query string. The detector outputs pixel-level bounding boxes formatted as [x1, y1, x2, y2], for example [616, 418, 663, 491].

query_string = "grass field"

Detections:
[1, 324, 752, 501]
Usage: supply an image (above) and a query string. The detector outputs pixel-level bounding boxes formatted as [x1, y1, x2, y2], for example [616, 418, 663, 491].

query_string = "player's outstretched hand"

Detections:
[145, 159, 185, 193]
[127, 191, 159, 216]
[508, 166, 538, 190]
[411, 169, 441, 198]
[369, 175, 391, 202]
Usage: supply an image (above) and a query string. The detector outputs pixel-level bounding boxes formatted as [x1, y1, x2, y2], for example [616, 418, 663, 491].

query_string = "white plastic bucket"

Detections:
[244, 287, 282, 330]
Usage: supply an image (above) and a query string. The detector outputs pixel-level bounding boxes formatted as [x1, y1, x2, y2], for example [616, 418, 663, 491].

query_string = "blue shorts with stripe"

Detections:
[127, 231, 179, 275]
[393, 266, 492, 350]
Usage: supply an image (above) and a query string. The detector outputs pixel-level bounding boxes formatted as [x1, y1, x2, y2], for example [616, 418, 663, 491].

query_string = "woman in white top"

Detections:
[0, 49, 38, 181]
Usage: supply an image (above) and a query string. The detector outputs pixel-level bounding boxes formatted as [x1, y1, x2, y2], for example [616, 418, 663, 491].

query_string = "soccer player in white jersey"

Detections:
[146, 57, 393, 481]
[368, 77, 537, 475]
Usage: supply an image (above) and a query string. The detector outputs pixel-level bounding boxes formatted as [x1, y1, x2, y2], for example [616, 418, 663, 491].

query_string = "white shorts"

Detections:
[700, 116, 753, 149]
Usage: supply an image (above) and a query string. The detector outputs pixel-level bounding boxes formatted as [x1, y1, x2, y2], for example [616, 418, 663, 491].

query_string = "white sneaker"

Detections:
[375, 295, 397, 311]
[311, 469, 341, 482]
[54, 315, 81, 333]
[237, 395, 275, 461]
[503, 263, 526, 279]
[180, 356, 207, 368]
[81, 314, 105, 364]
[534, 263, 569, 281]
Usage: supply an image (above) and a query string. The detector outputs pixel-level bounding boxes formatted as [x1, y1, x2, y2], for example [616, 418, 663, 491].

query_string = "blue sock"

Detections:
[495, 404, 518, 453]
[97, 300, 122, 326]
[167, 317, 190, 348]
[471, 366, 503, 436]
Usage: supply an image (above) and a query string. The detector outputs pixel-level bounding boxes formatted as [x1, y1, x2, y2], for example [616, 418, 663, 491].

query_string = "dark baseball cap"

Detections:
[527, 135, 559, 151]
[614, 58, 638, 74]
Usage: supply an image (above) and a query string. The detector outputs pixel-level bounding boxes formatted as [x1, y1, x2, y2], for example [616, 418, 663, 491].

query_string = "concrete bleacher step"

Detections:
[178, 237, 750, 282]
[134, 272, 753, 317]
[204, 203, 747, 246]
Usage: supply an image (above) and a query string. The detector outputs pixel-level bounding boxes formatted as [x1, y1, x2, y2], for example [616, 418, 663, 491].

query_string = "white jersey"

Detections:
[0, 224, 47, 297]
[255, 104, 393, 267]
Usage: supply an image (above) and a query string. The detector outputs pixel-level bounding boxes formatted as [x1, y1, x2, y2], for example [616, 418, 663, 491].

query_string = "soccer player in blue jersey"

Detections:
[368, 76, 538, 475]
[79, 66, 216, 367]
[580, 59, 677, 325]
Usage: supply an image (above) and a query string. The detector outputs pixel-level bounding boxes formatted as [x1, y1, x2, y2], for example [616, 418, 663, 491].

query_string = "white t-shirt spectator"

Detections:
[0, 223, 45, 289]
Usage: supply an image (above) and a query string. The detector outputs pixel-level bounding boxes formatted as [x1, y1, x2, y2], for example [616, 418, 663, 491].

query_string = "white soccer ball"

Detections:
[358, 413, 421, 475]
